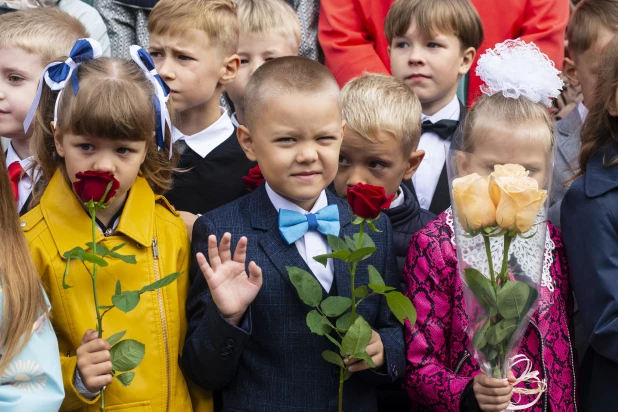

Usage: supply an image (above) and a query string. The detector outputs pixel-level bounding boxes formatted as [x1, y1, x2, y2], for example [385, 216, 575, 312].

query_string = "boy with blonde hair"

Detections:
[385, 0, 483, 215]
[0, 7, 87, 215]
[148, 0, 256, 223]
[184, 57, 405, 412]
[226, 0, 301, 127]
[333, 73, 434, 410]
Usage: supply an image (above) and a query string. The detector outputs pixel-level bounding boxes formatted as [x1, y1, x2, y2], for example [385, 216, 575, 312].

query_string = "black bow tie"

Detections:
[421, 119, 459, 140]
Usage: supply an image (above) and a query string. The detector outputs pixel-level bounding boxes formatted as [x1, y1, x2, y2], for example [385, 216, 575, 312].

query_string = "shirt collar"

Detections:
[577, 102, 588, 122]
[389, 186, 405, 209]
[265, 182, 328, 214]
[6, 142, 35, 179]
[172, 107, 234, 158]
[422, 95, 460, 123]
[230, 112, 239, 128]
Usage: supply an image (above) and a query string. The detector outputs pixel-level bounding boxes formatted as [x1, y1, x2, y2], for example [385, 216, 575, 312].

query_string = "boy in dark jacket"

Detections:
[333, 73, 433, 410]
[334, 73, 434, 278]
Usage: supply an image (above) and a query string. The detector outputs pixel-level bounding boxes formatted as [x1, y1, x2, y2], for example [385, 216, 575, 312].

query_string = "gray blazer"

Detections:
[183, 185, 405, 412]
[549, 108, 583, 229]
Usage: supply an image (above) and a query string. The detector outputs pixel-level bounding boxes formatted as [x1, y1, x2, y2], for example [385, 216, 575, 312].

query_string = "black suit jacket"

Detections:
[183, 185, 405, 412]
[165, 128, 256, 215]
[405, 100, 467, 215]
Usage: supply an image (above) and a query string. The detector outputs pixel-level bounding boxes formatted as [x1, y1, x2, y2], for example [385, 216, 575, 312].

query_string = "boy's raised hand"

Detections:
[197, 233, 263, 326]
[76, 329, 113, 393]
[473, 371, 517, 412]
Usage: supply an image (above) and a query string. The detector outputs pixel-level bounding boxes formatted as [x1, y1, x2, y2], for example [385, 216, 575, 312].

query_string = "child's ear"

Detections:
[52, 123, 65, 158]
[219, 54, 240, 85]
[459, 47, 477, 76]
[403, 149, 425, 180]
[237, 125, 257, 161]
[455, 150, 469, 175]
[563, 57, 580, 88]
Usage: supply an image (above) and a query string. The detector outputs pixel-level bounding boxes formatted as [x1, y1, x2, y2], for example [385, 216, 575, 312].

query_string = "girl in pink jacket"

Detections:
[403, 41, 577, 412]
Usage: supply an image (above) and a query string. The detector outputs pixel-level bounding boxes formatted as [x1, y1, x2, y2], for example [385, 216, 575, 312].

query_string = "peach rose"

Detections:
[489, 175, 548, 233]
[492, 164, 529, 178]
[452, 173, 497, 232]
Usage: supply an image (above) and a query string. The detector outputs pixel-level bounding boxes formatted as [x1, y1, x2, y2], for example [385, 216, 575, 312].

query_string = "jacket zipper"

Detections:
[529, 320, 548, 412]
[454, 349, 470, 374]
[152, 238, 171, 412]
[562, 305, 578, 411]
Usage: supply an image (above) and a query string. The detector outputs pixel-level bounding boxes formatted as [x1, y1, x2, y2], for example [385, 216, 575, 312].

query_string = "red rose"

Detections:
[73, 171, 120, 205]
[242, 165, 264, 191]
[347, 183, 394, 219]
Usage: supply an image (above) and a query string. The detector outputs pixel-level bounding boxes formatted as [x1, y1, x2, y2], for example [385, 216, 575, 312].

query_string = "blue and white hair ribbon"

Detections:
[129, 45, 174, 158]
[23, 38, 103, 133]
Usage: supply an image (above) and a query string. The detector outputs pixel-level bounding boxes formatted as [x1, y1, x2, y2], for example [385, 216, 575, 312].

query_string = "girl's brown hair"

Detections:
[578, 36, 618, 174]
[0, 151, 47, 374]
[461, 93, 554, 152]
[29, 57, 178, 207]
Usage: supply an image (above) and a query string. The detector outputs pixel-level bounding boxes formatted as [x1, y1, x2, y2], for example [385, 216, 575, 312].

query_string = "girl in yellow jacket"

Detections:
[21, 39, 212, 412]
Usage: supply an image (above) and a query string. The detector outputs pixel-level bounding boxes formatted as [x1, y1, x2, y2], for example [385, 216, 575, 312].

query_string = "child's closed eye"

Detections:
[275, 137, 295, 144]
[7, 74, 24, 84]
[339, 155, 351, 166]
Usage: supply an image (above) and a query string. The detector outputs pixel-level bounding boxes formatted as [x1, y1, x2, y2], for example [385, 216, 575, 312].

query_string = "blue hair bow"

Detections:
[23, 38, 103, 133]
[130, 45, 173, 158]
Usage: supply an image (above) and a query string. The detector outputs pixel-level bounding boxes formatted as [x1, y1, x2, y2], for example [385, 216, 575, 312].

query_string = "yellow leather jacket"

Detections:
[22, 171, 212, 412]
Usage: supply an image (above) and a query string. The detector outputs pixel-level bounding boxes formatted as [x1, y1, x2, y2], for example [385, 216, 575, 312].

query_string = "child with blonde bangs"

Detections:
[0, 8, 87, 215]
[22, 40, 212, 411]
[226, 0, 301, 127]
[0, 150, 64, 410]
[403, 41, 576, 412]
[562, 35, 618, 410]
[148, 0, 256, 228]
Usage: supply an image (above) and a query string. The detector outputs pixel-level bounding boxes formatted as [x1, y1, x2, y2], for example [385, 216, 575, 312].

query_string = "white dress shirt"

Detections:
[265, 183, 334, 292]
[6, 143, 37, 211]
[172, 108, 235, 158]
[577, 101, 588, 122]
[413, 96, 460, 210]
[389, 186, 405, 209]
[230, 112, 240, 128]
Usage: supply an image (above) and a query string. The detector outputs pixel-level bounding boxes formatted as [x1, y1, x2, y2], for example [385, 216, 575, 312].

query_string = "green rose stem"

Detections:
[483, 236, 496, 288]
[86, 182, 113, 412]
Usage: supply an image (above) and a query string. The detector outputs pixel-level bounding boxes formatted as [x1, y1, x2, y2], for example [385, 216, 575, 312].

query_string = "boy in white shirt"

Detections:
[386, 0, 484, 214]
[0, 8, 86, 214]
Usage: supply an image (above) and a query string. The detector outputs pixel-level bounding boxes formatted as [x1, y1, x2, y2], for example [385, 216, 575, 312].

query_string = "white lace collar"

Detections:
[445, 207, 556, 292]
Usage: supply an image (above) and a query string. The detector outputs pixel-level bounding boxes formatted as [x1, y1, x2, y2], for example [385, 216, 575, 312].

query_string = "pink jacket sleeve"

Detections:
[402, 230, 478, 412]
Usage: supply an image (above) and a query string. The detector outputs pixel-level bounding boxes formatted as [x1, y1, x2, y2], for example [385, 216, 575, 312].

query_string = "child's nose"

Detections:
[296, 145, 318, 163]
[92, 155, 114, 173]
[346, 167, 365, 187]
[408, 47, 425, 65]
[157, 58, 175, 81]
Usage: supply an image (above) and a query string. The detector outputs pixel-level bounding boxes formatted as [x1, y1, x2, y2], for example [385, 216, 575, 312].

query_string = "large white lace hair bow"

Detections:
[476, 39, 562, 107]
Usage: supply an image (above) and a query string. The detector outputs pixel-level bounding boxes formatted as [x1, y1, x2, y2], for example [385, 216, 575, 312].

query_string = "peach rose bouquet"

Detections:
[450, 163, 549, 395]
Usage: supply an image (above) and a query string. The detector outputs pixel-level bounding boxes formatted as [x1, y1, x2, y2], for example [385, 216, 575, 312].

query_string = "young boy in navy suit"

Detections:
[183, 56, 405, 412]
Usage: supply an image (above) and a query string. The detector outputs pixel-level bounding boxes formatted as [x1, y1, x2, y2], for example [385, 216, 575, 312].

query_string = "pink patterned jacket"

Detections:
[403, 210, 577, 412]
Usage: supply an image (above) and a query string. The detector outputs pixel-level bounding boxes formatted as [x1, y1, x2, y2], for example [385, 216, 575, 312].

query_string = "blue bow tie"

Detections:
[278, 204, 340, 244]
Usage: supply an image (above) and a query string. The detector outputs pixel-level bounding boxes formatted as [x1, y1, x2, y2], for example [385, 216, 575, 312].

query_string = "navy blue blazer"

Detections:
[183, 184, 405, 412]
[562, 143, 618, 410]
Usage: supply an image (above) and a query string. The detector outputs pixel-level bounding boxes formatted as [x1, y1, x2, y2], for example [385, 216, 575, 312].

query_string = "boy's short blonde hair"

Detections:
[244, 56, 339, 128]
[341, 74, 422, 155]
[568, 0, 618, 58]
[0, 8, 87, 64]
[236, 0, 301, 48]
[149, 0, 239, 56]
[384, 0, 484, 50]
